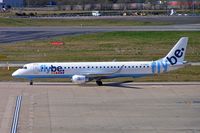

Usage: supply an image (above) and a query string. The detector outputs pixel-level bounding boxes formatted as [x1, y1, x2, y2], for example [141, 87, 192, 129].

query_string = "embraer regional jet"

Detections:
[12, 37, 189, 86]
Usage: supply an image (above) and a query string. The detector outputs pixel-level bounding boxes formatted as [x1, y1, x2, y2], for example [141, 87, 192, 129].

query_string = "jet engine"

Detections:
[72, 75, 88, 84]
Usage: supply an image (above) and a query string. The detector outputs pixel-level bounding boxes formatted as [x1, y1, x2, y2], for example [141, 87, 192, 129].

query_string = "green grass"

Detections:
[1, 31, 200, 62]
[0, 31, 200, 81]
[0, 17, 171, 27]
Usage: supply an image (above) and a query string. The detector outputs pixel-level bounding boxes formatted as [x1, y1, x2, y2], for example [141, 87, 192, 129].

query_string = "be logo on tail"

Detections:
[166, 48, 184, 65]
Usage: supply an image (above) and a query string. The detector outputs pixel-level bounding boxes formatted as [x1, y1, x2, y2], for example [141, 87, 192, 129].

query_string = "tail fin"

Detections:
[162, 37, 188, 65]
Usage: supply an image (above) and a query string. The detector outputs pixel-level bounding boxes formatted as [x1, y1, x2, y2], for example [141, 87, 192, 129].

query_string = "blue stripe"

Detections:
[14, 74, 73, 80]
[161, 61, 168, 72]
[105, 74, 152, 78]
[157, 61, 160, 74]
[151, 61, 156, 74]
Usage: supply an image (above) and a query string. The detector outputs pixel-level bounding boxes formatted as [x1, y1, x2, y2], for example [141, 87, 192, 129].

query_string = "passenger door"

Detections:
[32, 64, 39, 74]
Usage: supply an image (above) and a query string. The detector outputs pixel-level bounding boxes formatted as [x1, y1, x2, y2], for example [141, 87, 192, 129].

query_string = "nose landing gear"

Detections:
[30, 80, 33, 85]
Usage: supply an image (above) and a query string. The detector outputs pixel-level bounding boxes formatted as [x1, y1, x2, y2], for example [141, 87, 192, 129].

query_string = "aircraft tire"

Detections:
[30, 80, 33, 85]
[96, 80, 103, 86]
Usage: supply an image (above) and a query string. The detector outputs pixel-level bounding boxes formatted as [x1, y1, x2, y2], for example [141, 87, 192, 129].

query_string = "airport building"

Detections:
[168, 0, 200, 9]
[0, 0, 24, 7]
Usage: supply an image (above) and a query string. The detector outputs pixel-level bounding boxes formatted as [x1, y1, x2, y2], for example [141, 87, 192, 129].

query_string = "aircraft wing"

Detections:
[80, 65, 124, 78]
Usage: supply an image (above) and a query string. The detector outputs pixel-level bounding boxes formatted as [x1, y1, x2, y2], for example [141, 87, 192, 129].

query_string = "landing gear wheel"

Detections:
[30, 80, 33, 85]
[96, 80, 103, 86]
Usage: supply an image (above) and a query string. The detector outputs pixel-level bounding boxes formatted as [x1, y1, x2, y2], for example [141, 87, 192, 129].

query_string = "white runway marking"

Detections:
[11, 96, 22, 133]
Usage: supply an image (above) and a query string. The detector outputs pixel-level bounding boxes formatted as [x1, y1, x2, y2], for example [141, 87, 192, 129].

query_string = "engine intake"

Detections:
[72, 75, 88, 84]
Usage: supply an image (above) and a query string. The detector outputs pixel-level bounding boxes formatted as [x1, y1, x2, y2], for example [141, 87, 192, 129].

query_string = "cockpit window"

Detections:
[21, 66, 27, 69]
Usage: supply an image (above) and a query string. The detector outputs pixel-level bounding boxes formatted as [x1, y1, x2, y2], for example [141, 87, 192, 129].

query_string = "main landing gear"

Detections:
[30, 80, 33, 85]
[96, 80, 103, 86]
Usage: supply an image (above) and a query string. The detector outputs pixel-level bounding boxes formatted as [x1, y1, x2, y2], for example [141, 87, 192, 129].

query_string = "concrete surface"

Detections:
[0, 24, 200, 43]
[0, 82, 200, 133]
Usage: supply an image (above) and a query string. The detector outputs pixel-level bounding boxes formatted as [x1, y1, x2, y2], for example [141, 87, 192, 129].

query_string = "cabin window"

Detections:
[128, 66, 131, 68]
[107, 66, 109, 68]
[132, 66, 134, 68]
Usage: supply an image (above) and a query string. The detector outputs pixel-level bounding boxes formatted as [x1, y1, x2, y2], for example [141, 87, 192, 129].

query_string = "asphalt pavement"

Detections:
[0, 82, 200, 133]
[0, 24, 200, 44]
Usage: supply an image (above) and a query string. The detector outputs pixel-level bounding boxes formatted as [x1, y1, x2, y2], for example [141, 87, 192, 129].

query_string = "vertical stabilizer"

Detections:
[163, 37, 188, 65]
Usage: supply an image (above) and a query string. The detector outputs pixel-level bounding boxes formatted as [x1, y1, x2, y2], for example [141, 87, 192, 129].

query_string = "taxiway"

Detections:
[0, 82, 199, 133]
[0, 24, 200, 43]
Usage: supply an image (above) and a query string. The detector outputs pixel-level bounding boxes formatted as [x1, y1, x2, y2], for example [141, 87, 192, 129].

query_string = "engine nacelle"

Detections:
[71, 75, 88, 84]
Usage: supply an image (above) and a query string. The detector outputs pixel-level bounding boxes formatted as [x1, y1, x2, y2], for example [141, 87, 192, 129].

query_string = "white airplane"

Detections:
[12, 37, 189, 86]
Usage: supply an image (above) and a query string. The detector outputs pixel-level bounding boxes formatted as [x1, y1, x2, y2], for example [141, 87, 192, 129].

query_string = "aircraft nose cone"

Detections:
[12, 71, 18, 77]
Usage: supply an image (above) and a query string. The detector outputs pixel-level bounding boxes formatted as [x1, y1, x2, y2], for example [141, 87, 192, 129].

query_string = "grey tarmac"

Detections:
[26, 16, 200, 25]
[0, 24, 200, 44]
[0, 82, 200, 133]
